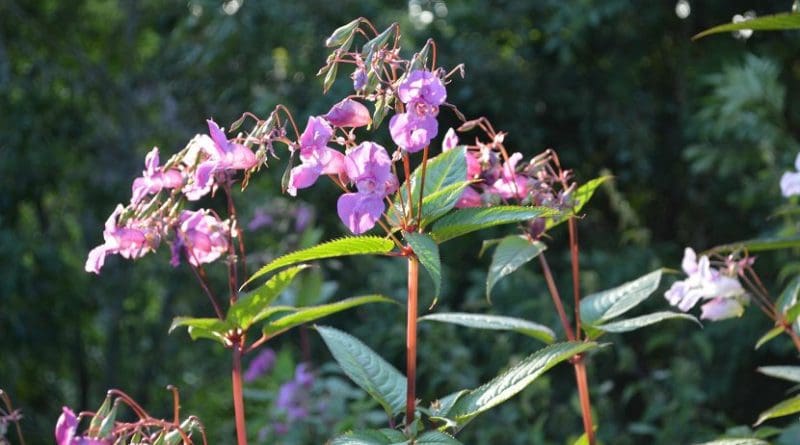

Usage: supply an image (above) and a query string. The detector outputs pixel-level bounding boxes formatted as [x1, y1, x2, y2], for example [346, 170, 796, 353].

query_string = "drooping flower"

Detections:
[389, 111, 438, 153]
[389, 70, 447, 152]
[324, 98, 371, 128]
[85, 205, 160, 274]
[287, 117, 345, 196]
[337, 142, 397, 234]
[131, 148, 184, 204]
[780, 152, 800, 197]
[665, 247, 748, 319]
[397, 70, 447, 108]
[490, 153, 530, 200]
[171, 209, 230, 267]
[244, 348, 277, 382]
[55, 407, 77, 445]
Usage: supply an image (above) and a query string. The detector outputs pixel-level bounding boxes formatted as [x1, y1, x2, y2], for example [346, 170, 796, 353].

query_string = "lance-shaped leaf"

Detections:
[580, 269, 663, 326]
[243, 237, 395, 288]
[694, 440, 769, 445]
[430, 206, 558, 243]
[547, 176, 611, 230]
[755, 394, 800, 426]
[169, 317, 233, 345]
[317, 325, 407, 417]
[262, 295, 393, 338]
[755, 326, 785, 350]
[419, 312, 555, 344]
[325, 18, 360, 47]
[758, 366, 800, 383]
[404, 232, 442, 299]
[419, 180, 477, 228]
[446, 341, 597, 422]
[228, 265, 308, 330]
[415, 431, 463, 444]
[694, 12, 800, 40]
[707, 236, 800, 255]
[592, 311, 699, 337]
[331, 429, 407, 445]
[486, 236, 546, 301]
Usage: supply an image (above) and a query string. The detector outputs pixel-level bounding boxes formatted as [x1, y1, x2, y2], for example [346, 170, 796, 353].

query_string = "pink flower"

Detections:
[171, 209, 230, 267]
[56, 407, 77, 445]
[244, 348, 277, 382]
[85, 205, 159, 274]
[131, 148, 184, 204]
[781, 153, 800, 197]
[287, 117, 345, 196]
[490, 153, 529, 200]
[397, 70, 447, 107]
[442, 127, 459, 152]
[455, 187, 482, 208]
[389, 112, 438, 153]
[665, 248, 748, 319]
[700, 297, 745, 321]
[337, 142, 396, 234]
[324, 99, 371, 128]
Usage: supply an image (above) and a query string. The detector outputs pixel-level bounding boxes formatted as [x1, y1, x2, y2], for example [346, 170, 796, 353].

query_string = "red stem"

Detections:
[406, 255, 419, 426]
[573, 358, 596, 445]
[232, 344, 248, 445]
[538, 254, 575, 341]
[568, 218, 582, 340]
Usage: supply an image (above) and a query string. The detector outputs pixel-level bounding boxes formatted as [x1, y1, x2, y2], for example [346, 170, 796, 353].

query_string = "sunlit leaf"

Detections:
[758, 366, 800, 383]
[330, 428, 406, 445]
[547, 176, 611, 230]
[228, 265, 308, 329]
[580, 270, 662, 325]
[755, 394, 800, 426]
[486, 236, 546, 301]
[262, 295, 393, 338]
[694, 439, 769, 445]
[755, 326, 785, 350]
[419, 312, 555, 344]
[694, 12, 800, 40]
[169, 317, 232, 344]
[430, 206, 558, 243]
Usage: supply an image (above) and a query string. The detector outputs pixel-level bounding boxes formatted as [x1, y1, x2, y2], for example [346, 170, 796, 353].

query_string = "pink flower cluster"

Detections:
[86, 120, 256, 274]
[389, 70, 446, 153]
[781, 152, 800, 198]
[665, 248, 749, 321]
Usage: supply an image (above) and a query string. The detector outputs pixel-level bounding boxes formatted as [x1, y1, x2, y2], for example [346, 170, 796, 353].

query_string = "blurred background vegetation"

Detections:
[3, 0, 800, 443]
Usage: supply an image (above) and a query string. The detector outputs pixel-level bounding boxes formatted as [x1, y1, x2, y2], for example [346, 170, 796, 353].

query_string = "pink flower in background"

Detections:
[389, 112, 438, 153]
[700, 297, 746, 321]
[287, 117, 345, 196]
[397, 70, 447, 107]
[171, 209, 230, 267]
[324, 99, 371, 128]
[244, 348, 277, 382]
[55, 407, 77, 445]
[781, 153, 800, 197]
[442, 127, 459, 152]
[455, 187, 482, 208]
[490, 153, 530, 200]
[337, 142, 396, 234]
[85, 205, 159, 274]
[131, 148, 183, 204]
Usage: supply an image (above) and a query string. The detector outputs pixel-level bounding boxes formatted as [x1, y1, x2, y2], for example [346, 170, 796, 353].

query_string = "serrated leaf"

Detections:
[419, 312, 555, 344]
[708, 236, 800, 255]
[330, 429, 406, 445]
[243, 237, 395, 288]
[419, 181, 476, 228]
[694, 12, 800, 40]
[262, 295, 393, 338]
[316, 325, 407, 417]
[404, 232, 441, 299]
[547, 176, 611, 230]
[593, 311, 699, 337]
[580, 270, 662, 326]
[430, 206, 558, 243]
[447, 341, 597, 421]
[430, 390, 470, 419]
[755, 394, 800, 426]
[415, 431, 463, 444]
[169, 317, 232, 344]
[755, 326, 785, 350]
[486, 236, 546, 301]
[228, 265, 308, 330]
[325, 18, 360, 47]
[758, 366, 800, 383]
[694, 439, 769, 445]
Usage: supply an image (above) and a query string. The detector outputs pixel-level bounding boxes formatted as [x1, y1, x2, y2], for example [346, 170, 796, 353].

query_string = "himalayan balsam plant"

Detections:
[32, 11, 800, 445]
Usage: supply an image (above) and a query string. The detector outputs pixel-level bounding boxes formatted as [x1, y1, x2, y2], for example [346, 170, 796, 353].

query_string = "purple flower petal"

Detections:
[55, 407, 77, 445]
[389, 112, 438, 153]
[337, 193, 385, 234]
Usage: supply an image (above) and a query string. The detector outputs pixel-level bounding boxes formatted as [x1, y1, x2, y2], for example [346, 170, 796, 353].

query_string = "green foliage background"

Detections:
[3, 0, 800, 443]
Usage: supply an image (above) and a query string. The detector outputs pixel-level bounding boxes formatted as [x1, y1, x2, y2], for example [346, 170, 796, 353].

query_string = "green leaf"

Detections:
[323, 62, 338, 94]
[262, 295, 393, 338]
[169, 317, 232, 344]
[593, 311, 699, 337]
[419, 312, 555, 344]
[755, 394, 800, 426]
[415, 431, 463, 444]
[547, 176, 611, 230]
[580, 270, 663, 326]
[694, 440, 769, 445]
[243, 237, 395, 288]
[430, 206, 558, 243]
[755, 326, 785, 350]
[330, 429, 406, 445]
[708, 236, 800, 255]
[325, 18, 360, 47]
[777, 276, 800, 315]
[316, 325, 407, 417]
[228, 265, 308, 330]
[694, 12, 800, 40]
[446, 341, 597, 422]
[486, 236, 546, 301]
[404, 232, 442, 299]
[419, 180, 477, 228]
[758, 366, 800, 383]
[361, 23, 397, 58]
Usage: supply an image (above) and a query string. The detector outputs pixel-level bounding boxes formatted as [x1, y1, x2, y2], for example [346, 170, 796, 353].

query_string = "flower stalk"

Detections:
[406, 254, 420, 427]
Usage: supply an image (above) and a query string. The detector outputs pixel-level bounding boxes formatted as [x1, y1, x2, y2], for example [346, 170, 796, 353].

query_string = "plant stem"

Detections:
[573, 357, 596, 445]
[568, 218, 582, 340]
[538, 254, 575, 341]
[406, 255, 420, 426]
[232, 343, 248, 445]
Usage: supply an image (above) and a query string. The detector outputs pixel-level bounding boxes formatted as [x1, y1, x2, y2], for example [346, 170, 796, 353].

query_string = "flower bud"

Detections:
[324, 99, 371, 128]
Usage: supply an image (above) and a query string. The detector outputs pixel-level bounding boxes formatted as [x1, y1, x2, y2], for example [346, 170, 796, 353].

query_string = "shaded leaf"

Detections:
[419, 312, 555, 344]
[755, 394, 800, 425]
[262, 295, 393, 338]
[708, 236, 800, 255]
[404, 232, 442, 299]
[758, 366, 800, 383]
[415, 431, 463, 444]
[446, 342, 597, 421]
[243, 237, 395, 288]
[330, 429, 406, 445]
[580, 270, 662, 325]
[430, 206, 558, 243]
[694, 440, 769, 445]
[169, 317, 232, 344]
[486, 236, 546, 301]
[547, 176, 611, 230]
[694, 12, 800, 40]
[594, 311, 699, 336]
[316, 325, 407, 417]
[228, 265, 308, 330]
